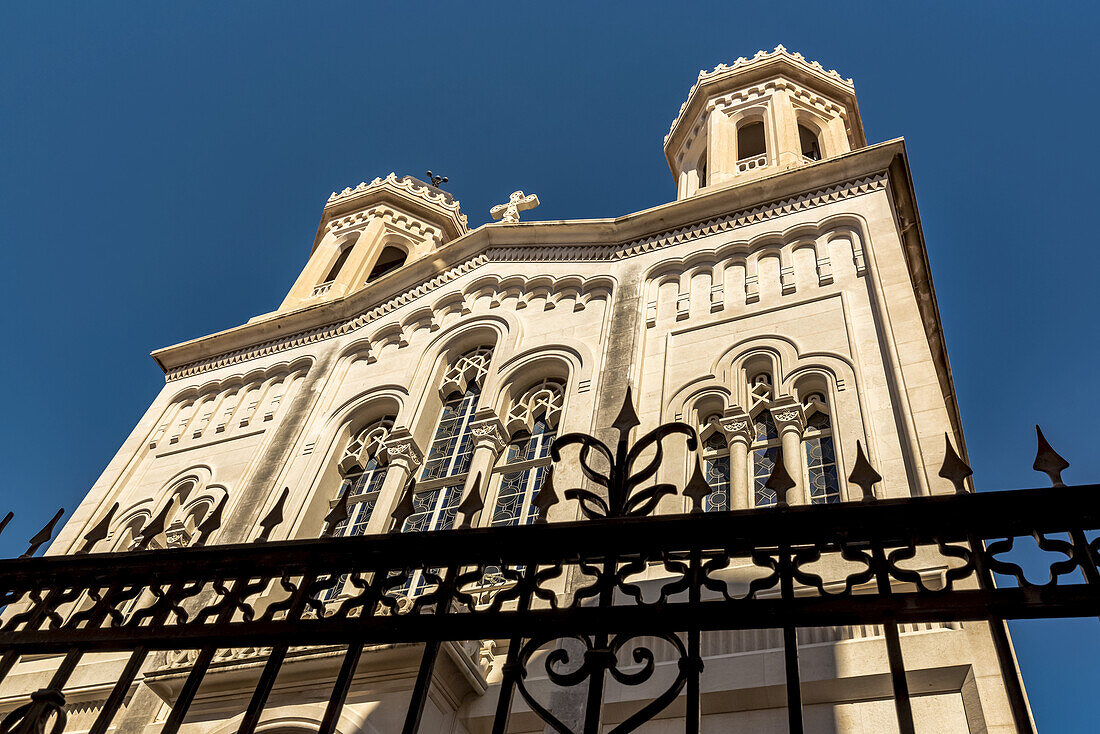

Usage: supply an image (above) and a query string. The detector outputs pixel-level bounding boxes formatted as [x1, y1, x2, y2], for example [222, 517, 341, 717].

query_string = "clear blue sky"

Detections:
[2, 2, 1097, 728]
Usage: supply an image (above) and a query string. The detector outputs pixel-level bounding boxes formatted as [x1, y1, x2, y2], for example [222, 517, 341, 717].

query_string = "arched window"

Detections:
[491, 379, 565, 526]
[367, 246, 407, 282]
[751, 410, 781, 507]
[737, 121, 767, 161]
[412, 348, 495, 532]
[323, 245, 353, 284]
[799, 124, 822, 161]
[700, 423, 730, 512]
[330, 417, 395, 538]
[802, 392, 840, 503]
[697, 150, 708, 189]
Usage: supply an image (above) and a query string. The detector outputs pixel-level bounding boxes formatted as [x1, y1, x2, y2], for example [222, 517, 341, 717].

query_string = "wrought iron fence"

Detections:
[0, 392, 1096, 734]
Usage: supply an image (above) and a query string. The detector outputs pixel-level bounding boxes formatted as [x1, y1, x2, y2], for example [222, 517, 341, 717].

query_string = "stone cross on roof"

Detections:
[490, 190, 540, 224]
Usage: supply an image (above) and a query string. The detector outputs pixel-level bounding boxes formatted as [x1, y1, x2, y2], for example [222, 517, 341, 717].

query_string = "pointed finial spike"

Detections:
[456, 471, 485, 529]
[135, 496, 177, 550]
[0, 511, 13, 540]
[938, 433, 973, 494]
[765, 446, 796, 508]
[195, 494, 228, 545]
[847, 441, 882, 502]
[23, 508, 64, 558]
[611, 386, 641, 441]
[683, 458, 713, 513]
[256, 488, 289, 542]
[78, 503, 118, 554]
[1033, 425, 1069, 488]
[532, 467, 559, 524]
[390, 477, 417, 532]
[322, 485, 352, 537]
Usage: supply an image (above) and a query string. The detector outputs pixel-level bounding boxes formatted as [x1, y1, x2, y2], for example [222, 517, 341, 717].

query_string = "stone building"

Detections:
[2, 47, 1030, 732]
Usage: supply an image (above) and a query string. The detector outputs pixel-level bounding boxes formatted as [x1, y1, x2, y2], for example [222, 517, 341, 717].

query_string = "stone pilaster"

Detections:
[462, 410, 509, 526]
[719, 407, 755, 509]
[769, 398, 806, 506]
[366, 427, 423, 534]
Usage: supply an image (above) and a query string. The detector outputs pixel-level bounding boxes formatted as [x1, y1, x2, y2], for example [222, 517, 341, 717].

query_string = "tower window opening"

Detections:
[367, 246, 407, 282]
[323, 246, 353, 284]
[697, 150, 707, 188]
[737, 121, 767, 160]
[799, 124, 822, 161]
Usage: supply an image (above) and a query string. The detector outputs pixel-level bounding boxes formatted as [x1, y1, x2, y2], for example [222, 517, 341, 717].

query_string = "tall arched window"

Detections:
[411, 348, 494, 533]
[323, 245, 353, 284]
[799, 124, 822, 161]
[802, 392, 840, 503]
[330, 417, 395, 538]
[367, 246, 407, 282]
[751, 409, 781, 507]
[490, 379, 564, 526]
[700, 423, 730, 512]
[737, 120, 767, 161]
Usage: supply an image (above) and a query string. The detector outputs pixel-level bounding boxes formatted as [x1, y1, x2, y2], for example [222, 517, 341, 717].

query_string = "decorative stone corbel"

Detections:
[382, 427, 424, 474]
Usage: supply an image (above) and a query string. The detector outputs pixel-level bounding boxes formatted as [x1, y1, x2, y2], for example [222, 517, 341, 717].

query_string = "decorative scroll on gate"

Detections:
[0, 392, 1096, 734]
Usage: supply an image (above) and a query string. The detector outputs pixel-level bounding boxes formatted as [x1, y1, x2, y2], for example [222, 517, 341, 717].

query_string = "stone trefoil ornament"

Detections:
[490, 190, 540, 224]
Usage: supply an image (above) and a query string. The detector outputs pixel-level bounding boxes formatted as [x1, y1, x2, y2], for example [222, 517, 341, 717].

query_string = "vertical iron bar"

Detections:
[88, 646, 148, 734]
[90, 581, 187, 734]
[882, 622, 915, 734]
[319, 566, 393, 734]
[401, 564, 458, 734]
[237, 573, 318, 734]
[685, 548, 703, 734]
[237, 646, 289, 734]
[967, 530, 1035, 734]
[871, 541, 916, 734]
[317, 642, 364, 734]
[161, 647, 217, 734]
[490, 562, 539, 734]
[163, 576, 251, 734]
[781, 625, 803, 734]
[402, 640, 441, 734]
[779, 542, 803, 734]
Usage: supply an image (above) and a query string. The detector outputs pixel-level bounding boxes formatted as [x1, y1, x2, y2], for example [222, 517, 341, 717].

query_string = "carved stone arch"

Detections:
[491, 345, 586, 429]
[711, 336, 800, 406]
[430, 290, 468, 326]
[663, 375, 729, 423]
[578, 275, 615, 310]
[110, 504, 152, 551]
[401, 314, 516, 449]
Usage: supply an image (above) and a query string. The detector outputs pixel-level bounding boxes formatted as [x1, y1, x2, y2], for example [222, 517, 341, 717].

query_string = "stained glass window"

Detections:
[701, 429, 730, 512]
[492, 418, 556, 527]
[420, 387, 480, 481]
[803, 406, 840, 504]
[751, 411, 781, 506]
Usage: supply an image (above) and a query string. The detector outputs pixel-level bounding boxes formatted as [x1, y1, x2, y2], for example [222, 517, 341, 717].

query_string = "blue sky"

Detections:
[1, 1, 1098, 728]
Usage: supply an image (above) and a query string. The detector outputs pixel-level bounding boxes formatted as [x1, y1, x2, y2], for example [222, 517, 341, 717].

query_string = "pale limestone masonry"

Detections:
[2, 48, 1031, 733]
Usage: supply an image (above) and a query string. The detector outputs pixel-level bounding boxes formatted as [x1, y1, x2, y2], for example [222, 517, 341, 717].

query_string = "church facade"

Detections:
[2, 47, 1029, 732]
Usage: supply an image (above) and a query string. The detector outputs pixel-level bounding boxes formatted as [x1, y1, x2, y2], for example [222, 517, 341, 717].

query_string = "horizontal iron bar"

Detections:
[2, 586, 1097, 654]
[3, 485, 1098, 588]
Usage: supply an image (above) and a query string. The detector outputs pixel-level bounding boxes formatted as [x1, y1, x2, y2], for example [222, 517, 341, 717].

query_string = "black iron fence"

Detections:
[0, 394, 1097, 734]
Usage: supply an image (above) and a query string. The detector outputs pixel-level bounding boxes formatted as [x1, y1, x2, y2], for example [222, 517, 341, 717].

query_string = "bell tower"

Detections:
[665, 45, 867, 199]
[278, 174, 468, 313]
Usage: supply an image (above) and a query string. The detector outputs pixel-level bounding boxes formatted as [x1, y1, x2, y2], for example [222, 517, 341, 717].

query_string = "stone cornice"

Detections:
[153, 141, 905, 381]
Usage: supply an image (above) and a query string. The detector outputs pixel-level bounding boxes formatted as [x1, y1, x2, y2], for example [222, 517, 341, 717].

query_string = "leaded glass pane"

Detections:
[421, 388, 480, 480]
[807, 410, 831, 431]
[753, 446, 778, 506]
[805, 435, 840, 504]
[704, 456, 730, 512]
[492, 421, 555, 528]
[704, 430, 727, 452]
[754, 411, 778, 442]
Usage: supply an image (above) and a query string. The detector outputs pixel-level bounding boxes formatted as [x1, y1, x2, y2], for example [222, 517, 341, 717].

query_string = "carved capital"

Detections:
[768, 398, 805, 434]
[382, 427, 423, 472]
[718, 406, 755, 444]
[468, 409, 508, 455]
